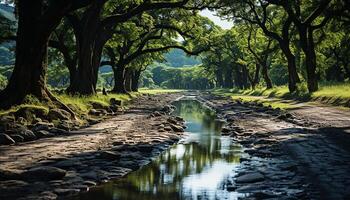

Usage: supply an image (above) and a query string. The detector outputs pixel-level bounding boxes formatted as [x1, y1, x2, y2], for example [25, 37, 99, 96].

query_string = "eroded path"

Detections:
[200, 92, 350, 199]
[0, 93, 186, 199]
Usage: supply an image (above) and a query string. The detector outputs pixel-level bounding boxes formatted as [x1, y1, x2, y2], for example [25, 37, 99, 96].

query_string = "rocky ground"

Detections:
[199, 92, 350, 200]
[0, 93, 187, 200]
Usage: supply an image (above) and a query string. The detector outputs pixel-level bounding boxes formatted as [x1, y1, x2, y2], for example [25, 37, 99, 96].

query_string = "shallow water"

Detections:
[77, 99, 246, 200]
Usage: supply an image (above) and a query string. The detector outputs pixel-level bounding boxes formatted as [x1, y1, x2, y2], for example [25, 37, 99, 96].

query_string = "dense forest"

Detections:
[1, 1, 350, 200]
[0, 0, 349, 108]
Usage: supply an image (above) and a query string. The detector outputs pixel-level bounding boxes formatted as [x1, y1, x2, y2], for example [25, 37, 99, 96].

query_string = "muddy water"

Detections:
[76, 99, 246, 200]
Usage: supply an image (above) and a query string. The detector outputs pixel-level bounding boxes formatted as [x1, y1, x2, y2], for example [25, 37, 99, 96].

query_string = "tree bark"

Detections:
[280, 42, 300, 92]
[124, 69, 132, 92]
[299, 26, 318, 92]
[261, 61, 273, 89]
[68, 1, 110, 95]
[0, 1, 59, 108]
[131, 70, 142, 92]
[112, 64, 127, 94]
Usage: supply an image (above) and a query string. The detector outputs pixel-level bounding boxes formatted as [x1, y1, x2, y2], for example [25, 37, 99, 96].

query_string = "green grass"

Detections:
[56, 93, 136, 113]
[0, 93, 137, 117]
[139, 88, 185, 94]
[212, 82, 350, 109]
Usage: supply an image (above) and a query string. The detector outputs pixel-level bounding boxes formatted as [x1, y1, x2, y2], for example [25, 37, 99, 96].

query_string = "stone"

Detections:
[236, 172, 264, 183]
[17, 117, 27, 125]
[10, 134, 24, 142]
[31, 122, 54, 132]
[175, 116, 184, 122]
[167, 117, 178, 125]
[34, 130, 55, 138]
[170, 124, 184, 132]
[22, 167, 66, 181]
[48, 127, 68, 135]
[99, 151, 122, 160]
[54, 160, 82, 168]
[90, 101, 108, 110]
[153, 111, 162, 117]
[0, 133, 15, 145]
[13, 106, 48, 122]
[110, 98, 122, 106]
[0, 169, 23, 180]
[54, 188, 80, 196]
[83, 181, 97, 186]
[18, 129, 37, 141]
[47, 109, 71, 121]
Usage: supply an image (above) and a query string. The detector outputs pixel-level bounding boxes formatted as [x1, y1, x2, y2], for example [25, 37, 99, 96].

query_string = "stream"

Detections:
[76, 98, 247, 200]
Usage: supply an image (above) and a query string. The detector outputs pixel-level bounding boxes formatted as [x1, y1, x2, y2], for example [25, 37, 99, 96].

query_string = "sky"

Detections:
[200, 9, 233, 30]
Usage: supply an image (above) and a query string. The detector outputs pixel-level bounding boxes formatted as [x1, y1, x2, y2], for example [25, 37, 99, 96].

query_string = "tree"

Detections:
[0, 0, 93, 109]
[217, 0, 301, 92]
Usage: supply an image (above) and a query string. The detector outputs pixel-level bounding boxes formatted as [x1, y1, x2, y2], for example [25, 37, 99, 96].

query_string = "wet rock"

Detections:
[23, 167, 66, 181]
[83, 181, 97, 186]
[47, 109, 71, 121]
[170, 124, 184, 132]
[221, 127, 231, 134]
[175, 116, 184, 122]
[236, 172, 264, 183]
[161, 105, 174, 113]
[167, 117, 178, 125]
[99, 151, 122, 160]
[0, 133, 15, 145]
[54, 188, 80, 196]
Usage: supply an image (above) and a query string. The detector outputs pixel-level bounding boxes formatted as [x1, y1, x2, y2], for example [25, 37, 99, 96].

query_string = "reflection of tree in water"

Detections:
[80, 100, 242, 200]
[173, 100, 221, 133]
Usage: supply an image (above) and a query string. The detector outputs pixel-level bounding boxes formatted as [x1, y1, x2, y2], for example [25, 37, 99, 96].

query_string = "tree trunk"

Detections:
[131, 70, 142, 92]
[68, 1, 108, 95]
[241, 64, 250, 89]
[261, 59, 273, 89]
[0, 1, 57, 108]
[223, 67, 234, 88]
[300, 27, 318, 93]
[280, 42, 300, 93]
[112, 64, 127, 94]
[252, 63, 261, 90]
[124, 69, 132, 92]
[215, 69, 224, 88]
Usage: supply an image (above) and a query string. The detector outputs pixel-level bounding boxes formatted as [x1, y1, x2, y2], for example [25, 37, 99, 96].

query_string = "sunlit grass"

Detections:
[56, 93, 136, 113]
[139, 88, 185, 94]
[213, 82, 350, 108]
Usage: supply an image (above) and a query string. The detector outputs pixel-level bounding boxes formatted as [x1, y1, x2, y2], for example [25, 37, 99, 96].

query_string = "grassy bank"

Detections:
[212, 82, 350, 109]
[139, 88, 185, 94]
[0, 88, 184, 116]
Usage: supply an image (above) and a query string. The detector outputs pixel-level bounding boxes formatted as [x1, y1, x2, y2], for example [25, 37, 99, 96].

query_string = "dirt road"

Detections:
[201, 92, 350, 200]
[0, 93, 185, 199]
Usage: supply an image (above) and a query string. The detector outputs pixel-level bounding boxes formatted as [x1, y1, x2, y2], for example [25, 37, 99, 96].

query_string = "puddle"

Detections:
[75, 100, 247, 200]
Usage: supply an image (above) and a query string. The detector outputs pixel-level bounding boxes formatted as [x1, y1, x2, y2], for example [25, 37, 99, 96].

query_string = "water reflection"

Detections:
[77, 100, 244, 200]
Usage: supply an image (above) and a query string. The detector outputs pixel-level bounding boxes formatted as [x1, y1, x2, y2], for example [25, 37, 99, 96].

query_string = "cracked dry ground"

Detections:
[0, 93, 185, 200]
[201, 93, 350, 200]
